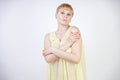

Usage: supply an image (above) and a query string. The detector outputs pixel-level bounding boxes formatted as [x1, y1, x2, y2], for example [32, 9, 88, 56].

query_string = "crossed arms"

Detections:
[42, 27, 82, 64]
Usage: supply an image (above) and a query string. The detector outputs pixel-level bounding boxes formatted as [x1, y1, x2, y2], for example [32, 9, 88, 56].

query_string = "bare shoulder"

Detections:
[44, 33, 51, 49]
[71, 26, 82, 42]
[44, 33, 50, 40]
[70, 26, 80, 33]
[70, 26, 82, 37]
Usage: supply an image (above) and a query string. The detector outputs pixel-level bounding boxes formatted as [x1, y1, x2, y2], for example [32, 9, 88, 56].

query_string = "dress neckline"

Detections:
[54, 26, 71, 43]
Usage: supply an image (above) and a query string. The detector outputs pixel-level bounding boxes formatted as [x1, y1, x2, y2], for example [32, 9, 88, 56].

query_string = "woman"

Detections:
[42, 3, 86, 80]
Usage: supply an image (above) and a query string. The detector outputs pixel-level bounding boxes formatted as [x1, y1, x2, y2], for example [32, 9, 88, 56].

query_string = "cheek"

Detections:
[57, 15, 63, 20]
[56, 14, 61, 19]
[68, 17, 72, 21]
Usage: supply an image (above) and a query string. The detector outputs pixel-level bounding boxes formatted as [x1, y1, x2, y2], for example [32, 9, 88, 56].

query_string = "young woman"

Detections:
[42, 3, 86, 80]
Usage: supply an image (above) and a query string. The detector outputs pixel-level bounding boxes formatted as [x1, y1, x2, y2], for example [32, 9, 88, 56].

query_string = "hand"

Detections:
[42, 47, 55, 56]
[67, 30, 80, 46]
[42, 50, 48, 56]
[70, 32, 80, 42]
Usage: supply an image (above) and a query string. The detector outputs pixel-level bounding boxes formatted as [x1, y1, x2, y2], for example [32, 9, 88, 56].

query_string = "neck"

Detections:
[57, 24, 70, 32]
[55, 24, 70, 40]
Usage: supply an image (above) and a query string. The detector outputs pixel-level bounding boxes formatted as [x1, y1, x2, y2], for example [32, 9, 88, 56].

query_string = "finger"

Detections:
[72, 34, 78, 38]
[74, 33, 80, 37]
[71, 32, 79, 34]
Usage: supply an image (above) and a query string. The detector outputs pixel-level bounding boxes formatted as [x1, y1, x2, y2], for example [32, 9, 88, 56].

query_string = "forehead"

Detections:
[58, 7, 73, 13]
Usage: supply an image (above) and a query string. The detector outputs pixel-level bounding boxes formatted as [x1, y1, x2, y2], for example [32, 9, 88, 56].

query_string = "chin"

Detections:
[61, 22, 69, 26]
[62, 23, 69, 26]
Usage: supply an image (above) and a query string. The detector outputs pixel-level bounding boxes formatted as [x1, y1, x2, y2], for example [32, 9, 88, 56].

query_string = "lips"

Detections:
[62, 19, 67, 21]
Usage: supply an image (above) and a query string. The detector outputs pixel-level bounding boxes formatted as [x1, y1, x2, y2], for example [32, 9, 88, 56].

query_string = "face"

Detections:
[56, 7, 73, 26]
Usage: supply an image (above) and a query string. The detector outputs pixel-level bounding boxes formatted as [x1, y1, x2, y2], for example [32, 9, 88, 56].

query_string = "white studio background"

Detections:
[0, 0, 120, 80]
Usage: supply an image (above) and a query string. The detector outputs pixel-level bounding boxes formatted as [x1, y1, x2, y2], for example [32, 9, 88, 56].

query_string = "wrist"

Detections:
[51, 47, 57, 54]
[68, 39, 74, 47]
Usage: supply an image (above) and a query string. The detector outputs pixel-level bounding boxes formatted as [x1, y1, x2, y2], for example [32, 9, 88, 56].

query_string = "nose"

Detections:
[63, 14, 67, 18]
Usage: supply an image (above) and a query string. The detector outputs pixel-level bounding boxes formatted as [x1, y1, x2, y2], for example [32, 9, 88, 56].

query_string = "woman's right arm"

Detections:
[43, 27, 80, 63]
[43, 33, 73, 63]
[43, 33, 59, 63]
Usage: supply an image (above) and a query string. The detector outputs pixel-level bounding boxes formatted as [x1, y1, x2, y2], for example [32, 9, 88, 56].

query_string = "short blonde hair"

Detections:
[56, 3, 74, 16]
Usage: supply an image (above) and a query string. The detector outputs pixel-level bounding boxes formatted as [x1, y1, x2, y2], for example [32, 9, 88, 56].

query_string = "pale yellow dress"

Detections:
[48, 27, 86, 80]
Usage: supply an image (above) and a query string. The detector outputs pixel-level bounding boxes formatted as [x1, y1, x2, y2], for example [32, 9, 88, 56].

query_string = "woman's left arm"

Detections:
[54, 38, 82, 64]
[43, 27, 82, 64]
[45, 38, 82, 64]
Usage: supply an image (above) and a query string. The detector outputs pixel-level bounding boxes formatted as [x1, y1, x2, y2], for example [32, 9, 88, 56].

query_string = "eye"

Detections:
[60, 11, 65, 14]
[67, 13, 71, 16]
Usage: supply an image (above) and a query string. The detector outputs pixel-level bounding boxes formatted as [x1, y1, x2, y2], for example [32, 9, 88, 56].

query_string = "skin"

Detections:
[42, 7, 82, 64]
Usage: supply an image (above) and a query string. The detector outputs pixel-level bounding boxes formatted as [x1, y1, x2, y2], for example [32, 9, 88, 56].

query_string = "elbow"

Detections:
[73, 60, 80, 64]
[43, 55, 53, 63]
[45, 58, 52, 63]
[72, 58, 80, 64]
[44, 54, 59, 63]
[45, 56, 57, 63]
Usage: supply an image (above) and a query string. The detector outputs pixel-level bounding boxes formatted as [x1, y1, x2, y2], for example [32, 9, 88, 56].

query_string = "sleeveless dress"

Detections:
[48, 27, 86, 80]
